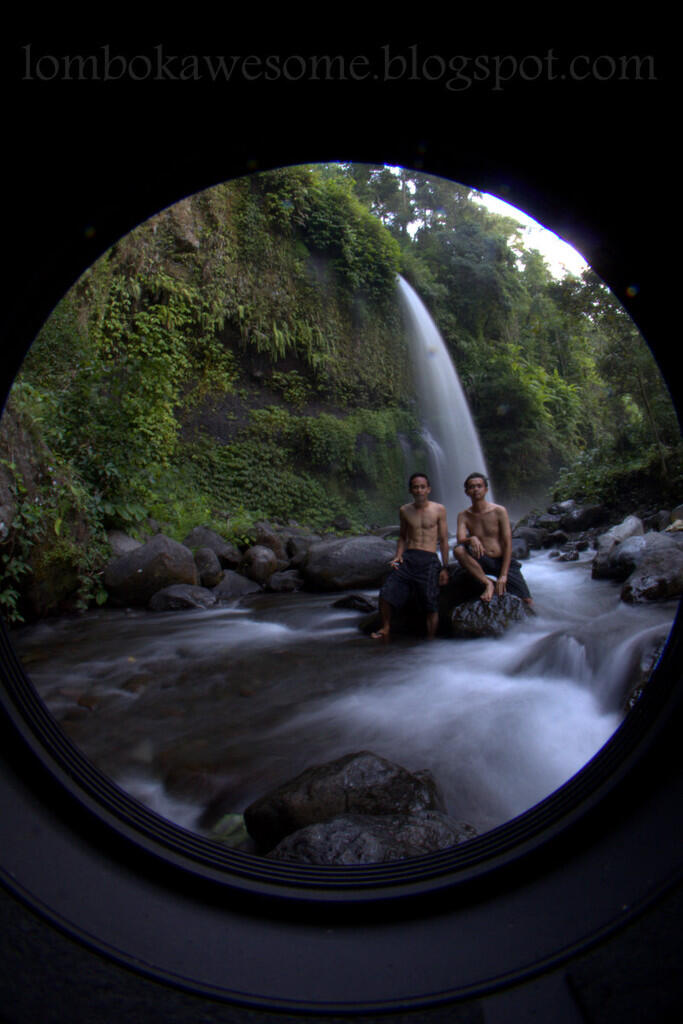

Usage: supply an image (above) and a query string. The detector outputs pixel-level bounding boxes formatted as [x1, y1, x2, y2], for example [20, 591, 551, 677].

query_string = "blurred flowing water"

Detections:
[13, 552, 677, 839]
[398, 275, 493, 518]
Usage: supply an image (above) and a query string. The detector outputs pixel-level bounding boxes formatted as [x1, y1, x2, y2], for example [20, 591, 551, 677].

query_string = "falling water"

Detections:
[398, 275, 492, 524]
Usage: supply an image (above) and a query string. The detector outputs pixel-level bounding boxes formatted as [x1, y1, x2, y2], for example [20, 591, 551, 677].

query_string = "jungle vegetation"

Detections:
[1, 163, 679, 621]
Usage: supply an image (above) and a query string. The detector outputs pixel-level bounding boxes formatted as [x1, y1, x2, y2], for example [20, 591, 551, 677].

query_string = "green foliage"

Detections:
[4, 163, 679, 624]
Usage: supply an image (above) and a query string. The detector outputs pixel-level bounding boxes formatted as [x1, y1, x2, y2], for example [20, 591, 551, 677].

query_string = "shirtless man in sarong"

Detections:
[454, 472, 532, 604]
[371, 473, 450, 640]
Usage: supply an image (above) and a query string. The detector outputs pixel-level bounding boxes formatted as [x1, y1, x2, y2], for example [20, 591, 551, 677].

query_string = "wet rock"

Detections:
[268, 811, 477, 864]
[212, 570, 262, 600]
[451, 593, 529, 638]
[104, 534, 198, 606]
[182, 526, 241, 568]
[194, 546, 223, 588]
[512, 526, 548, 550]
[558, 550, 579, 562]
[511, 536, 529, 560]
[621, 540, 683, 603]
[301, 536, 395, 591]
[252, 520, 287, 560]
[548, 550, 561, 559]
[148, 584, 218, 611]
[592, 515, 645, 578]
[332, 594, 377, 612]
[107, 530, 142, 557]
[267, 569, 304, 592]
[544, 529, 569, 548]
[536, 512, 563, 530]
[558, 504, 610, 533]
[241, 544, 278, 583]
[244, 750, 445, 852]
[642, 509, 670, 532]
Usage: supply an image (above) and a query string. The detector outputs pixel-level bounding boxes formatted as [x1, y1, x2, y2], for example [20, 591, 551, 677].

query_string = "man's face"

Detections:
[410, 476, 431, 503]
[465, 477, 487, 501]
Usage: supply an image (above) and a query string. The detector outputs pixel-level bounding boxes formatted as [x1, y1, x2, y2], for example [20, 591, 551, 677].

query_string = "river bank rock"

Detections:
[148, 584, 218, 611]
[107, 530, 142, 557]
[620, 538, 683, 603]
[268, 810, 477, 864]
[300, 536, 395, 591]
[241, 544, 279, 583]
[592, 515, 644, 578]
[103, 534, 198, 606]
[181, 526, 241, 568]
[244, 750, 446, 852]
[267, 569, 304, 592]
[211, 570, 262, 600]
[194, 546, 223, 588]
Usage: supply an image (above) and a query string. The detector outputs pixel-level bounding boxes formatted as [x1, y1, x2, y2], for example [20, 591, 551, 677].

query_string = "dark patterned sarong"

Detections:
[379, 549, 442, 613]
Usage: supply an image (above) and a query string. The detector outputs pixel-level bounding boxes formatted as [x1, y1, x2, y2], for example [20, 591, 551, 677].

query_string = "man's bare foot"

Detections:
[480, 580, 495, 603]
[371, 628, 390, 640]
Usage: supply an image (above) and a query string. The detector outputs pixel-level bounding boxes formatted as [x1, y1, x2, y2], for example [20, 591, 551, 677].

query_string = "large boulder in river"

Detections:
[558, 504, 610, 533]
[592, 515, 645, 578]
[149, 584, 218, 611]
[450, 593, 530, 638]
[212, 570, 262, 600]
[104, 534, 198, 606]
[268, 811, 477, 864]
[300, 536, 395, 591]
[244, 751, 445, 852]
[194, 546, 223, 588]
[107, 530, 142, 557]
[620, 536, 683, 603]
[241, 544, 279, 583]
[182, 526, 241, 568]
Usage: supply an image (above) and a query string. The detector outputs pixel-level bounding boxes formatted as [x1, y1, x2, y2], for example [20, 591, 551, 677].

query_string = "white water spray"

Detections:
[398, 276, 492, 524]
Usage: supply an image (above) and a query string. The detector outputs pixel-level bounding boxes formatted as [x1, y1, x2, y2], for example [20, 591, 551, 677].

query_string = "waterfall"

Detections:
[398, 276, 492, 526]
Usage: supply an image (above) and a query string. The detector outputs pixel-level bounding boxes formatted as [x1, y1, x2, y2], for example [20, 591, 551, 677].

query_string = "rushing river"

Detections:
[12, 551, 677, 841]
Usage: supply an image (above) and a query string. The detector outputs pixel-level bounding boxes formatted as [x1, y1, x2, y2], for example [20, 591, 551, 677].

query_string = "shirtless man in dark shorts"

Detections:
[454, 472, 532, 604]
[372, 473, 450, 640]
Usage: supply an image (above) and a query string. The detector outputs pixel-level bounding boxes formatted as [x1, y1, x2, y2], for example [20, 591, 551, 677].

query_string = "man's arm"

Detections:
[495, 506, 513, 595]
[437, 505, 449, 583]
[454, 510, 484, 559]
[391, 507, 408, 567]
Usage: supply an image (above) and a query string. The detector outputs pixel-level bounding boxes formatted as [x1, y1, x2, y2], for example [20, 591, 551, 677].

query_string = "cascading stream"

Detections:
[398, 275, 492, 523]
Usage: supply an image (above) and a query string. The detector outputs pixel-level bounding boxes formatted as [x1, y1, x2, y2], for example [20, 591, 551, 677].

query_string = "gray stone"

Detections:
[267, 570, 304, 592]
[241, 544, 278, 583]
[559, 504, 610, 532]
[107, 530, 142, 557]
[194, 546, 223, 588]
[244, 750, 445, 852]
[268, 811, 478, 864]
[592, 515, 645, 578]
[252, 520, 287, 560]
[148, 584, 218, 611]
[212, 570, 262, 600]
[511, 536, 529, 560]
[512, 526, 548, 550]
[182, 526, 241, 568]
[621, 542, 683, 603]
[301, 536, 395, 591]
[451, 593, 529, 638]
[104, 534, 198, 606]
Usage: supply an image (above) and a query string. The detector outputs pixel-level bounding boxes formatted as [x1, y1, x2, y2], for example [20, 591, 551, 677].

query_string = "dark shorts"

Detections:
[475, 553, 532, 601]
[379, 549, 442, 613]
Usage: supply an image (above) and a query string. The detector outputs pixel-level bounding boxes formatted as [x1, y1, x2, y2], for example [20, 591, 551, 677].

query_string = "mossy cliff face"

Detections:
[1, 167, 421, 619]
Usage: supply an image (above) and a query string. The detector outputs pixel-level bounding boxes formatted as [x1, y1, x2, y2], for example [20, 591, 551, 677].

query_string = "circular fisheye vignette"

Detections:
[0, 162, 681, 905]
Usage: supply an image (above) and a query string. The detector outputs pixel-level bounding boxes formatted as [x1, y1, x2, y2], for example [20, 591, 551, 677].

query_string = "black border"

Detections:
[1, 31, 681, 1020]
